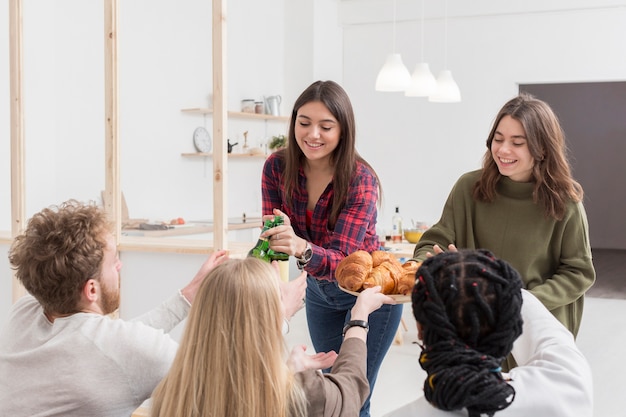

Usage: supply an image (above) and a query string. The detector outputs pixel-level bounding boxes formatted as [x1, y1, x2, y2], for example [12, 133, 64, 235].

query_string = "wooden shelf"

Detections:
[181, 108, 289, 122]
[119, 236, 255, 256]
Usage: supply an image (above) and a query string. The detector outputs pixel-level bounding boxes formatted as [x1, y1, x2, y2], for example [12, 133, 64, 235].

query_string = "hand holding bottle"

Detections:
[261, 209, 309, 259]
[248, 215, 289, 262]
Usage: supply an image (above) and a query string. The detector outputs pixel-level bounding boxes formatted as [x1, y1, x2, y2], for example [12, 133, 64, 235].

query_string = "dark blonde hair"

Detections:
[8, 199, 112, 315]
[474, 92, 583, 220]
[280, 80, 382, 228]
[150, 258, 307, 417]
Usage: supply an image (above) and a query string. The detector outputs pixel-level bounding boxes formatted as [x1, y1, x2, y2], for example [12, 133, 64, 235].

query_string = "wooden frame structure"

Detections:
[8, 0, 235, 302]
[9, 0, 25, 301]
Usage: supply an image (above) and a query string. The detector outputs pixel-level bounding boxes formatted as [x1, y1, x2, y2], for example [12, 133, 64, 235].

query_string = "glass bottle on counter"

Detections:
[391, 206, 403, 243]
[247, 215, 289, 262]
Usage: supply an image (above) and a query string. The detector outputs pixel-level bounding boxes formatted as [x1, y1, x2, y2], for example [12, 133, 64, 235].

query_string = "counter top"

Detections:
[384, 241, 416, 260]
[122, 217, 262, 237]
[119, 236, 255, 256]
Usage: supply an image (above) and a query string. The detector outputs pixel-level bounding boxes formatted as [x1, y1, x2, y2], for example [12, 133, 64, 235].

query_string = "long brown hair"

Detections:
[150, 258, 307, 417]
[281, 80, 382, 228]
[473, 92, 583, 220]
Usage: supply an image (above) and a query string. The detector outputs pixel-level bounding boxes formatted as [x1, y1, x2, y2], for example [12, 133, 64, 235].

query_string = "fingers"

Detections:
[293, 270, 307, 283]
[354, 286, 396, 315]
[272, 208, 291, 225]
[270, 260, 281, 277]
[427, 244, 458, 257]
[209, 249, 228, 261]
[263, 226, 289, 241]
[313, 351, 338, 370]
[432, 244, 445, 254]
[281, 273, 307, 319]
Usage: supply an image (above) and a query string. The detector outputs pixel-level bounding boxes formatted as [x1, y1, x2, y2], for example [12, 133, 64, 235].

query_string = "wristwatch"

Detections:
[342, 319, 369, 336]
[297, 241, 313, 269]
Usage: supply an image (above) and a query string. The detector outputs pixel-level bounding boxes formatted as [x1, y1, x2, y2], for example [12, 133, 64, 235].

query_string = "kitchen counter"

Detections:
[122, 217, 262, 238]
[119, 236, 255, 256]
[384, 241, 416, 260]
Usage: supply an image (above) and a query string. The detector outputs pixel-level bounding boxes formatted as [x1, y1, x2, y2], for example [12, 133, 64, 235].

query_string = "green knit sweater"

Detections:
[413, 170, 596, 336]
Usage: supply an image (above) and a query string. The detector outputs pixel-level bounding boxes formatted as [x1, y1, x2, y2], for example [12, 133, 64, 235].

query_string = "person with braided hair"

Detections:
[411, 93, 595, 369]
[384, 249, 593, 417]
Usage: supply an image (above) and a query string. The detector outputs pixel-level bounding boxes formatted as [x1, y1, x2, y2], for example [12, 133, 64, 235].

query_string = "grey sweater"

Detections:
[0, 293, 189, 417]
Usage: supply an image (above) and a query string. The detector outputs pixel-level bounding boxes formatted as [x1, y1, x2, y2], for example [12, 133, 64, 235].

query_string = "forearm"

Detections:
[527, 267, 595, 310]
[130, 292, 190, 332]
[344, 305, 369, 343]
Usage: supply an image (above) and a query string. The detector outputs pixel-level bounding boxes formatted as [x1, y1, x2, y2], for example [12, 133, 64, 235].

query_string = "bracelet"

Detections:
[342, 319, 369, 336]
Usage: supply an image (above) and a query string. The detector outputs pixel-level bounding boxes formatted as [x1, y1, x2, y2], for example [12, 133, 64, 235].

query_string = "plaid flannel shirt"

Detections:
[261, 152, 379, 281]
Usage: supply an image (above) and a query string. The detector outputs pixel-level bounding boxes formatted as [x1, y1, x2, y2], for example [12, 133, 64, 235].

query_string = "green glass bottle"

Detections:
[247, 215, 289, 262]
[267, 216, 289, 261]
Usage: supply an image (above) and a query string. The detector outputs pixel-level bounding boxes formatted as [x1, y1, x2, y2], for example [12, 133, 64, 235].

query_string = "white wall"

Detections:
[2, 0, 625, 333]
[339, 0, 626, 232]
[0, 2, 9, 232]
[0, 0, 341, 323]
[0, 0, 293, 225]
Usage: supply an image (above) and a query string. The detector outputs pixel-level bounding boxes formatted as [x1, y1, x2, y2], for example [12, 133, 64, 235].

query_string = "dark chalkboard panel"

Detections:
[520, 82, 626, 250]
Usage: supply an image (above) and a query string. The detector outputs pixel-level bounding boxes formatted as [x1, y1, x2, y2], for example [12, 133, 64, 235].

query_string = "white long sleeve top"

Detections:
[384, 290, 593, 417]
[0, 293, 189, 417]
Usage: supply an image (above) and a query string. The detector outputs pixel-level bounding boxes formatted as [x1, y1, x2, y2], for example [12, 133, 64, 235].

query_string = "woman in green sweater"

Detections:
[412, 93, 595, 348]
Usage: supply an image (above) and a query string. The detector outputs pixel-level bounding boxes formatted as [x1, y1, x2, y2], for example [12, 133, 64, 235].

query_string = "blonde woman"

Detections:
[150, 257, 393, 417]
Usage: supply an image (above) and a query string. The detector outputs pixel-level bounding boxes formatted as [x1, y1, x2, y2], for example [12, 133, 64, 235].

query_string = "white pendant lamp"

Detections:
[376, 54, 412, 91]
[428, 70, 461, 102]
[405, 0, 437, 97]
[375, 0, 411, 92]
[428, 0, 461, 103]
[406, 63, 437, 97]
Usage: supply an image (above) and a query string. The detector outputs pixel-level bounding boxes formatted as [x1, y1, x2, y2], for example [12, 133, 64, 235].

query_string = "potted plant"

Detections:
[268, 134, 287, 151]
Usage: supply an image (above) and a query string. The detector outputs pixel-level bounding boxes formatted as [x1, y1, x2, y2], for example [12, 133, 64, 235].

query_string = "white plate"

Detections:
[338, 285, 411, 303]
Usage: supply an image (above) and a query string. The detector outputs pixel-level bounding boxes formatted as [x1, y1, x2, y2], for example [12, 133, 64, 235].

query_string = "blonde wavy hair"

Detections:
[150, 257, 307, 417]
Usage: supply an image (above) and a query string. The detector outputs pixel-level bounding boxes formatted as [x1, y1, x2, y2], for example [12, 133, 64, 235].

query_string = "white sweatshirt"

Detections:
[384, 290, 593, 417]
[0, 293, 189, 417]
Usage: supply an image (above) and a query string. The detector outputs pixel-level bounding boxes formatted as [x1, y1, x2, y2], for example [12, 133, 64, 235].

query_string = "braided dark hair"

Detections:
[412, 249, 523, 417]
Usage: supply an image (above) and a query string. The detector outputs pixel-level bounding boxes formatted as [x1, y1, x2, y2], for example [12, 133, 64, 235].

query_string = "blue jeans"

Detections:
[305, 276, 403, 417]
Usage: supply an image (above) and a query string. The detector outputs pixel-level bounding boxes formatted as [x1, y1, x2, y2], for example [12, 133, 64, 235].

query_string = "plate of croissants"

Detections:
[335, 250, 422, 303]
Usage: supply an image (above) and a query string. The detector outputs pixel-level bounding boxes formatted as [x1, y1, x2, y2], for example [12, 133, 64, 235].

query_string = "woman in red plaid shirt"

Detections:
[261, 80, 403, 417]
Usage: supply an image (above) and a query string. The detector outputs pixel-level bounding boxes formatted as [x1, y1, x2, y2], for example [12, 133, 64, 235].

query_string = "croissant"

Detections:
[362, 263, 397, 294]
[335, 250, 373, 291]
[371, 250, 396, 267]
[396, 260, 422, 295]
[387, 259, 407, 293]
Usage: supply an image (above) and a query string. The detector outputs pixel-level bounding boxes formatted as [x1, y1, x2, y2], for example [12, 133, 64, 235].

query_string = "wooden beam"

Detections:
[9, 0, 26, 301]
[104, 0, 121, 241]
[212, 0, 228, 250]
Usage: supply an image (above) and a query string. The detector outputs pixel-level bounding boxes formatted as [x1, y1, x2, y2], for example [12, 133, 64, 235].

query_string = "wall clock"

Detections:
[193, 127, 212, 153]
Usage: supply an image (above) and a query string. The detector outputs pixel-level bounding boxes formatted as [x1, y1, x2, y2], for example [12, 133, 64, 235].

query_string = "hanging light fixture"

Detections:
[429, 0, 461, 103]
[375, 0, 411, 92]
[405, 0, 437, 97]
